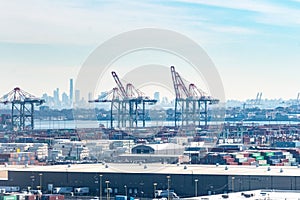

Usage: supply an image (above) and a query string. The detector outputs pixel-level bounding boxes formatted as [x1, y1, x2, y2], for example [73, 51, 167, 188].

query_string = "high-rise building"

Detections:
[69, 78, 74, 104]
[154, 92, 160, 103]
[62, 92, 69, 106]
[53, 88, 60, 104]
[88, 92, 93, 101]
[75, 89, 80, 104]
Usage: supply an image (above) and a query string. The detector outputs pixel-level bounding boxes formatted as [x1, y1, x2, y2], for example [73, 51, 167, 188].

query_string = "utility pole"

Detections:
[99, 175, 103, 200]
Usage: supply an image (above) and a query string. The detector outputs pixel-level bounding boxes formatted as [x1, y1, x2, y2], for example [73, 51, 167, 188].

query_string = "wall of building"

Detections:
[1, 171, 300, 198]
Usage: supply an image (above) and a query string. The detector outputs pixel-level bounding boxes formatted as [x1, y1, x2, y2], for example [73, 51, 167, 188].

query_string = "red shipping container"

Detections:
[25, 194, 36, 200]
[275, 163, 284, 166]
[225, 158, 235, 162]
[223, 156, 231, 159]
[242, 162, 250, 165]
[242, 153, 249, 157]
[49, 195, 64, 200]
[42, 194, 64, 200]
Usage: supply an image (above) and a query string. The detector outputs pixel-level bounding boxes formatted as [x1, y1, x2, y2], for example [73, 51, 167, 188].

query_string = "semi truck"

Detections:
[53, 187, 73, 195]
[74, 187, 89, 196]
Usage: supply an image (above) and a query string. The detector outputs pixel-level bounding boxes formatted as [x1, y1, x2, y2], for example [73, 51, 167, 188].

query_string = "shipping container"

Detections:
[24, 195, 35, 200]
[41, 194, 64, 200]
[241, 162, 251, 165]
[115, 195, 127, 200]
[258, 160, 267, 165]
[264, 152, 274, 157]
[0, 195, 17, 200]
[259, 164, 270, 166]
[227, 162, 238, 165]
[255, 156, 265, 160]
[274, 151, 283, 156]
[251, 152, 261, 157]
[16, 194, 25, 200]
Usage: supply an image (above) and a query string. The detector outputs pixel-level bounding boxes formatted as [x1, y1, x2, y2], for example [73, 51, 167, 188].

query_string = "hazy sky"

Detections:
[0, 0, 299, 101]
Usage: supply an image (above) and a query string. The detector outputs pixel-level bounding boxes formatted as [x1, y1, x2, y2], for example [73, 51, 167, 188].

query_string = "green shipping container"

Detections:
[255, 156, 265, 160]
[265, 152, 274, 157]
[0, 195, 17, 200]
[259, 164, 270, 166]
[252, 153, 261, 157]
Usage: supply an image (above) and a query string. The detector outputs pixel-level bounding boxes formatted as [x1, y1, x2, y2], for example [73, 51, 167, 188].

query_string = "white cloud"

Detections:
[175, 0, 300, 26]
[0, 1, 208, 45]
[175, 0, 283, 14]
[0, 0, 276, 47]
[1, 0, 299, 100]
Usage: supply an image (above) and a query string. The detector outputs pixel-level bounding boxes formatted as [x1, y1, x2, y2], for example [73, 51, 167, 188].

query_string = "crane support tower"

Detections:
[89, 87, 120, 128]
[0, 87, 45, 130]
[170, 66, 219, 128]
[89, 71, 157, 129]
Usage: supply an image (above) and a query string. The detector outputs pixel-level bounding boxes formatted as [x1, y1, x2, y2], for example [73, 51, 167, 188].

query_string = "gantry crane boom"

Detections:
[90, 71, 157, 130]
[171, 66, 189, 99]
[170, 66, 219, 128]
[189, 83, 205, 99]
[111, 71, 127, 98]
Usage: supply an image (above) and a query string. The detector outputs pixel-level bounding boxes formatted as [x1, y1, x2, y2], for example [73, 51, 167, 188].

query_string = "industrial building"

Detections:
[1, 164, 300, 198]
[184, 189, 300, 200]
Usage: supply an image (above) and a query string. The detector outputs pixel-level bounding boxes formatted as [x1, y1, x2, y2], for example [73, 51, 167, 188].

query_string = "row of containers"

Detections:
[0, 152, 39, 165]
[200, 148, 300, 166]
[0, 194, 64, 200]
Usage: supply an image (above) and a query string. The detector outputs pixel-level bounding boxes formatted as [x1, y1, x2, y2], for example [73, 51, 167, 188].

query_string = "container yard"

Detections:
[201, 149, 300, 166]
[1, 0, 300, 199]
[0, 69, 300, 200]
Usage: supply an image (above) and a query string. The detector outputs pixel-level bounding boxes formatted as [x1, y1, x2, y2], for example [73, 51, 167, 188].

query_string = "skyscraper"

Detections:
[62, 92, 69, 107]
[154, 92, 160, 103]
[53, 88, 60, 104]
[69, 78, 73, 105]
[75, 89, 80, 104]
[88, 92, 93, 101]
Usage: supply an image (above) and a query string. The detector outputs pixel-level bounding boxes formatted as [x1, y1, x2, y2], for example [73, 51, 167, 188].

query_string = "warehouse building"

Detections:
[1, 164, 300, 198]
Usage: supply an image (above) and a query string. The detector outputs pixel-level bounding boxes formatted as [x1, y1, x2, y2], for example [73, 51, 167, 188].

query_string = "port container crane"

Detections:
[170, 66, 219, 128]
[0, 87, 45, 130]
[90, 71, 157, 129]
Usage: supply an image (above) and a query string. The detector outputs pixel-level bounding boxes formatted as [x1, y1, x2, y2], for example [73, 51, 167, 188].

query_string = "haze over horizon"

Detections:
[0, 0, 299, 101]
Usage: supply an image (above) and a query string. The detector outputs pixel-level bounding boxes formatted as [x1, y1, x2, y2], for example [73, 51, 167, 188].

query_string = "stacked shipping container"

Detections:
[0, 152, 37, 165]
[201, 149, 300, 166]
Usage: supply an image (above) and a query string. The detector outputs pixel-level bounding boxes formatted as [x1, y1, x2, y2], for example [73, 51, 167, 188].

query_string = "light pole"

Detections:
[231, 177, 235, 192]
[166, 176, 171, 200]
[124, 185, 127, 197]
[30, 175, 35, 189]
[99, 175, 103, 200]
[194, 179, 198, 197]
[39, 173, 43, 192]
[105, 180, 110, 200]
[153, 183, 157, 198]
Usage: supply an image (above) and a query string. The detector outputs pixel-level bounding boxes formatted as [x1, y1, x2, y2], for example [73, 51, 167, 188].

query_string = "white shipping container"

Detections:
[258, 160, 267, 165]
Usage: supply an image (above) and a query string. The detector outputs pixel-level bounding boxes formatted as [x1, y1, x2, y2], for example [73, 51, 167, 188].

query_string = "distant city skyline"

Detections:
[0, 75, 300, 109]
[1, 75, 298, 110]
[0, 1, 300, 101]
[12, 77, 299, 110]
